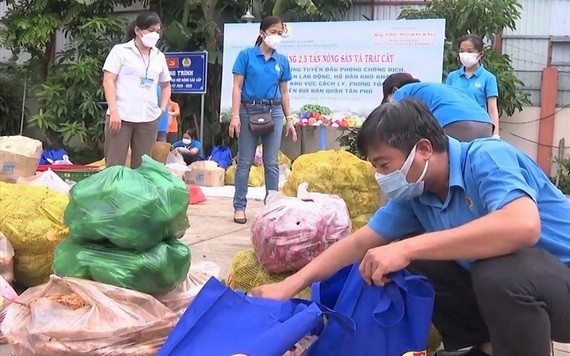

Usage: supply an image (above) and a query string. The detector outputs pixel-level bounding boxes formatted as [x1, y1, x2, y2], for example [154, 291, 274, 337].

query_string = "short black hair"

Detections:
[458, 34, 484, 52]
[357, 98, 448, 157]
[381, 73, 420, 104]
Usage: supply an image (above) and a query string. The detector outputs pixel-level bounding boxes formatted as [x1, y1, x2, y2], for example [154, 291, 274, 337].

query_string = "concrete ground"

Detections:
[181, 196, 264, 279]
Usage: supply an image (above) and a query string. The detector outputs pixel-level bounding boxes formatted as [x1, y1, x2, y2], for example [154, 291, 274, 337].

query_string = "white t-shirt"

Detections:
[103, 40, 172, 123]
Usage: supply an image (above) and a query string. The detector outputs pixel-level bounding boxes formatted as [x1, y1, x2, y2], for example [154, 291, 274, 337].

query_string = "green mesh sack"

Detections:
[53, 238, 191, 294]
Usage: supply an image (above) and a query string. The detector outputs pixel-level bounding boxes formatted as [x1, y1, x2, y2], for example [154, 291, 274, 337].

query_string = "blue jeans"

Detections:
[233, 104, 284, 211]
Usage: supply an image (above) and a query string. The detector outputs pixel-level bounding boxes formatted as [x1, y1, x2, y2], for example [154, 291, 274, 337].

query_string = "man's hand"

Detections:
[359, 241, 412, 286]
[250, 278, 301, 300]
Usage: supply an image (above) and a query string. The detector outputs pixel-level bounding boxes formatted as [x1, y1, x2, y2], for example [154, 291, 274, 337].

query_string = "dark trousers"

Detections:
[408, 248, 570, 356]
[443, 121, 493, 141]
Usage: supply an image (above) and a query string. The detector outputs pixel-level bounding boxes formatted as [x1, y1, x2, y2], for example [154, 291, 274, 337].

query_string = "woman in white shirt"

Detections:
[102, 11, 171, 169]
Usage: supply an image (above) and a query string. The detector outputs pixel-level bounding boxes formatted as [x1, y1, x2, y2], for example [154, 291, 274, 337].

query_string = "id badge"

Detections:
[139, 77, 154, 88]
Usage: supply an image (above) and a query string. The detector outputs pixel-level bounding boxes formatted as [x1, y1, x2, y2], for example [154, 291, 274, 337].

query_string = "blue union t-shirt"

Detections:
[392, 82, 493, 128]
[368, 137, 570, 270]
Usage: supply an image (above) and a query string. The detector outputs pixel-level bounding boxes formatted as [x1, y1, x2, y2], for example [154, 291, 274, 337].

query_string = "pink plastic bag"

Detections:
[251, 183, 352, 273]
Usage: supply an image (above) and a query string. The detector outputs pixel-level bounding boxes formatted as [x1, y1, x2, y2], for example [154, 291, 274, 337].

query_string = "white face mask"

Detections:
[263, 34, 282, 49]
[459, 52, 479, 68]
[182, 138, 191, 145]
[374, 144, 429, 201]
[140, 31, 160, 48]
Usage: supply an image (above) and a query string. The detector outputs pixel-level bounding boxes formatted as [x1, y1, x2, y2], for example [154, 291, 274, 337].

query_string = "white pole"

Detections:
[199, 94, 205, 143]
[20, 75, 27, 135]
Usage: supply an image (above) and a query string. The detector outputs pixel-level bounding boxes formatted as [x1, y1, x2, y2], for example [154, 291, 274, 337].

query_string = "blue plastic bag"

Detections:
[39, 149, 67, 165]
[158, 277, 355, 356]
[208, 145, 232, 169]
[309, 264, 435, 356]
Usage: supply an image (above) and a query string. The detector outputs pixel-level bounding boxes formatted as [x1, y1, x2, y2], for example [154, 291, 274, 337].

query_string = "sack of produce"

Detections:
[0, 182, 69, 286]
[0, 233, 14, 284]
[226, 249, 311, 300]
[136, 156, 189, 238]
[224, 164, 264, 187]
[53, 239, 190, 294]
[154, 261, 221, 316]
[253, 145, 292, 167]
[17, 168, 71, 195]
[64, 155, 189, 252]
[0, 276, 18, 344]
[0, 275, 177, 355]
[282, 150, 386, 231]
[252, 183, 351, 273]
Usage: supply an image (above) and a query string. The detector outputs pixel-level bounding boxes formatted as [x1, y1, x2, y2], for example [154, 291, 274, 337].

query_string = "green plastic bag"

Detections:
[64, 155, 189, 251]
[53, 238, 191, 294]
[136, 156, 190, 238]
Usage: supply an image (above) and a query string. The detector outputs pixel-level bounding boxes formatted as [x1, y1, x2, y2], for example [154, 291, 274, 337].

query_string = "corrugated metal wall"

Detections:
[502, 0, 570, 107]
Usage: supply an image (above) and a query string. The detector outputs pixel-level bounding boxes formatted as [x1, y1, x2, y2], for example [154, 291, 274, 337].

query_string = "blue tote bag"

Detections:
[158, 277, 355, 356]
[309, 264, 435, 356]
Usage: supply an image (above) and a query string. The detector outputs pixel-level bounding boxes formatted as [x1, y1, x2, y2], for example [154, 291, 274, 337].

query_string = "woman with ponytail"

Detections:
[102, 11, 172, 169]
[228, 16, 297, 224]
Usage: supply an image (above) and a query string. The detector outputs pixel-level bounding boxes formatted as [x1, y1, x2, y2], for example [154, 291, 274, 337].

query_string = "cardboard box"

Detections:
[185, 161, 225, 187]
[0, 136, 42, 183]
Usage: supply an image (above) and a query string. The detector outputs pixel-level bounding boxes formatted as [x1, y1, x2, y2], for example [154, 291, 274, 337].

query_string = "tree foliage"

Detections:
[0, 0, 139, 147]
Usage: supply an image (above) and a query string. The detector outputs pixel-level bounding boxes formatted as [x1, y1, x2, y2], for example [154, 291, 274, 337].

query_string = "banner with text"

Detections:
[220, 19, 445, 122]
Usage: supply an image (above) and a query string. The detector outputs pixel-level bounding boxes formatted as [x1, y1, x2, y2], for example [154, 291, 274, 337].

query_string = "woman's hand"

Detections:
[285, 120, 297, 142]
[229, 114, 240, 138]
[108, 111, 122, 134]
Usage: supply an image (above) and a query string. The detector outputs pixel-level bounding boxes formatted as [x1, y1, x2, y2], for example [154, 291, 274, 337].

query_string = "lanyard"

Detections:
[136, 47, 152, 77]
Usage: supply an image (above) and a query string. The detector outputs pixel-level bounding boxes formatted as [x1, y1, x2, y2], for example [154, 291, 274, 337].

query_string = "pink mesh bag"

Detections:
[252, 183, 352, 273]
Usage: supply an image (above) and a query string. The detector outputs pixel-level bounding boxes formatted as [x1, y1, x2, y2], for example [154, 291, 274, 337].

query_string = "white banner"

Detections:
[220, 19, 445, 123]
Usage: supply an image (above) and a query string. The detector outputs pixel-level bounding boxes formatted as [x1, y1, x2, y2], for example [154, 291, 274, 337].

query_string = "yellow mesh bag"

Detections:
[14, 252, 54, 287]
[0, 182, 68, 286]
[224, 165, 265, 187]
[283, 150, 386, 231]
[226, 249, 311, 300]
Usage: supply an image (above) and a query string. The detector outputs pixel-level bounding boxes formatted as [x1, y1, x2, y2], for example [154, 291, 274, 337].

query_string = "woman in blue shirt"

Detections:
[382, 72, 494, 142]
[228, 16, 297, 224]
[446, 35, 500, 137]
[172, 128, 203, 165]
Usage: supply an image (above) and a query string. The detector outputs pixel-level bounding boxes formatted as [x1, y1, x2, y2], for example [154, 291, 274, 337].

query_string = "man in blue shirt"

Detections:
[252, 98, 570, 356]
[382, 73, 494, 141]
[172, 127, 203, 165]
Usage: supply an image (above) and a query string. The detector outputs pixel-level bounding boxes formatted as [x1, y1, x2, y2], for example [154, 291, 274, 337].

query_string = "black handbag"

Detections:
[248, 112, 275, 136]
[244, 67, 282, 136]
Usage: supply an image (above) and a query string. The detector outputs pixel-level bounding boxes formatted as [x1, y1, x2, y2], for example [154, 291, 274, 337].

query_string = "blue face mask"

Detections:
[375, 144, 429, 201]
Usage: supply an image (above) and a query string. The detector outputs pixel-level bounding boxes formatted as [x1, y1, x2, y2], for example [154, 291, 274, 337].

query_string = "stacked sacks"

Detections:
[54, 155, 191, 294]
[0, 182, 69, 286]
[283, 150, 385, 230]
